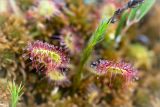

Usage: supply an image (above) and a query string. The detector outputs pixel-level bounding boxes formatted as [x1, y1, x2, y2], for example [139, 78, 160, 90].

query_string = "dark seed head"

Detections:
[128, 0, 144, 8]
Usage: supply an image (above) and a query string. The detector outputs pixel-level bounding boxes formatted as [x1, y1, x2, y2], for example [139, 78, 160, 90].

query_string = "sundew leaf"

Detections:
[128, 0, 155, 22]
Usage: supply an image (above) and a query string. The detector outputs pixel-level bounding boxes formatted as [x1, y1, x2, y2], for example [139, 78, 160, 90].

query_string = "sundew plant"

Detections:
[23, 0, 155, 90]
[0, 0, 156, 106]
[73, 0, 155, 90]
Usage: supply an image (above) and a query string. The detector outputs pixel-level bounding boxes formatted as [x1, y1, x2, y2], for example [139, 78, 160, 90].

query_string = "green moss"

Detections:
[133, 89, 151, 107]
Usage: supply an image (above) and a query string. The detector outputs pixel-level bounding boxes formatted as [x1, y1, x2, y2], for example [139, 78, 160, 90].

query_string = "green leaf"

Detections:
[128, 0, 155, 22]
[8, 81, 24, 107]
[82, 18, 109, 64]
[73, 18, 109, 90]
[115, 12, 128, 38]
[88, 18, 109, 46]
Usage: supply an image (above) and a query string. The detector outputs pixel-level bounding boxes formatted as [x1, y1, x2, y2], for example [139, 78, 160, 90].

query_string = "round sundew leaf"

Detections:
[33, 49, 61, 63]
[90, 59, 137, 82]
[106, 67, 125, 74]
[24, 40, 69, 73]
[90, 67, 126, 76]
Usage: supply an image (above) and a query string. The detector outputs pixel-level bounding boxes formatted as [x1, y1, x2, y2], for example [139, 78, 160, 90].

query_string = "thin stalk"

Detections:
[72, 19, 110, 92]
[73, 45, 92, 91]
[72, 0, 146, 92]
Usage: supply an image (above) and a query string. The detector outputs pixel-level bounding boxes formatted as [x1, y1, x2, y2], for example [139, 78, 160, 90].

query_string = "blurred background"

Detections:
[0, 0, 160, 107]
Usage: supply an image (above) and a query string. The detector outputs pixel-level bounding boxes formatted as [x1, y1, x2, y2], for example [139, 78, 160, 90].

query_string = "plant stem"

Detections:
[72, 19, 109, 92]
